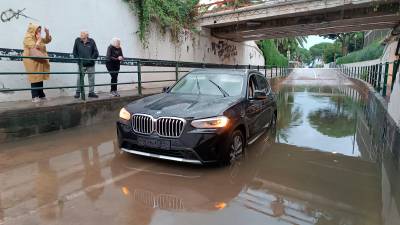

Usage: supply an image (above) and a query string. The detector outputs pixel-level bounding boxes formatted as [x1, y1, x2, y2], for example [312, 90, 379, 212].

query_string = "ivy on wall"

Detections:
[124, 0, 199, 46]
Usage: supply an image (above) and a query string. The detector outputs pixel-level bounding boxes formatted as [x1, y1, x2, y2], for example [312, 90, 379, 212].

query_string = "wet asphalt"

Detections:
[0, 69, 383, 225]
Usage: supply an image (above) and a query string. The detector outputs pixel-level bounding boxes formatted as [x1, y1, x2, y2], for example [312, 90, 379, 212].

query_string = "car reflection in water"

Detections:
[111, 126, 380, 225]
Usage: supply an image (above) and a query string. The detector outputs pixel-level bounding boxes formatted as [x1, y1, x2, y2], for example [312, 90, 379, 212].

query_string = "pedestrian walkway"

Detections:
[0, 88, 161, 114]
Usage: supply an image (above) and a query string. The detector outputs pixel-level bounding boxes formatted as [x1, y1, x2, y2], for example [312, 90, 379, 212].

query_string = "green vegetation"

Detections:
[124, 0, 199, 45]
[309, 42, 342, 64]
[322, 32, 364, 55]
[336, 41, 384, 64]
[295, 48, 312, 65]
[257, 40, 288, 67]
[310, 43, 333, 58]
[274, 37, 307, 56]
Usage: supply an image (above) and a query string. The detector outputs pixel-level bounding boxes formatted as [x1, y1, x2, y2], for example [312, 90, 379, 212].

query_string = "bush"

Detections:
[257, 40, 288, 67]
[336, 41, 384, 64]
[124, 0, 199, 45]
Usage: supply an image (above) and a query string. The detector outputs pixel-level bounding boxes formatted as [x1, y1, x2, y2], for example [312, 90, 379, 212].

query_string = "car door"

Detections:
[255, 74, 274, 128]
[245, 74, 264, 137]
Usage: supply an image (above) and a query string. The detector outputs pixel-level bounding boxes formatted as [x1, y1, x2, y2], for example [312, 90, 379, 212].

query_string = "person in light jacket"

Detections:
[22, 23, 52, 103]
[106, 38, 124, 97]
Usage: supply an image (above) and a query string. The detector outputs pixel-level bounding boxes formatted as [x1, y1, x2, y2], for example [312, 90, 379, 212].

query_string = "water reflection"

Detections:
[0, 83, 397, 225]
[81, 147, 105, 202]
[276, 85, 363, 157]
[36, 159, 60, 221]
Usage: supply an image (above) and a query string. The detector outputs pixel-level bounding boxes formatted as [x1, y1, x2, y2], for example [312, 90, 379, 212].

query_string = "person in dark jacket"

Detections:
[106, 38, 124, 97]
[73, 30, 99, 98]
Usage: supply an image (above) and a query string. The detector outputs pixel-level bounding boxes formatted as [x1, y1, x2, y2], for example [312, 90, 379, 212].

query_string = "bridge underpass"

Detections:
[199, 0, 400, 41]
[0, 68, 398, 225]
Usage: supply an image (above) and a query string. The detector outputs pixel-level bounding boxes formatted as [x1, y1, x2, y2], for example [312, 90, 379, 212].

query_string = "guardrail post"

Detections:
[275, 66, 278, 77]
[351, 67, 354, 78]
[374, 64, 379, 89]
[383, 62, 389, 97]
[137, 60, 142, 96]
[392, 60, 399, 92]
[377, 63, 382, 92]
[175, 62, 179, 81]
[270, 66, 273, 78]
[264, 66, 267, 78]
[363, 66, 366, 81]
[370, 65, 374, 85]
[78, 58, 86, 101]
[257, 65, 260, 71]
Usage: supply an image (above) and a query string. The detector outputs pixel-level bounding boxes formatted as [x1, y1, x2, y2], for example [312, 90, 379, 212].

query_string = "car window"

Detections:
[255, 75, 267, 92]
[170, 73, 244, 96]
[248, 75, 259, 98]
[255, 74, 271, 93]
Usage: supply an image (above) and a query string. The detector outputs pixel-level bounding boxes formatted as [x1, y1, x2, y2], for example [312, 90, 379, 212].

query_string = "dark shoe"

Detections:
[74, 93, 80, 99]
[88, 93, 99, 98]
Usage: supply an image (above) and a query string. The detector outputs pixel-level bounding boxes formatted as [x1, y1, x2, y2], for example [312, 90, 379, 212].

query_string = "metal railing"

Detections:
[0, 54, 292, 101]
[337, 60, 400, 98]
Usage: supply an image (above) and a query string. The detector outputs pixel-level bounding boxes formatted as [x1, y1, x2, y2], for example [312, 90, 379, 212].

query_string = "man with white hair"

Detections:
[73, 30, 99, 98]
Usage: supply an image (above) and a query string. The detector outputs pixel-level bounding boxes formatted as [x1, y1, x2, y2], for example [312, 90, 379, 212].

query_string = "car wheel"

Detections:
[220, 129, 244, 165]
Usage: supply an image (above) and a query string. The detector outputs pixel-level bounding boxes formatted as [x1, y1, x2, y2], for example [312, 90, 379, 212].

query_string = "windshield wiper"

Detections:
[196, 75, 201, 95]
[208, 79, 229, 97]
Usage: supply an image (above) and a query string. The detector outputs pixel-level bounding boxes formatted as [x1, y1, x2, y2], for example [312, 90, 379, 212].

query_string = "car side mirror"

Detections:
[162, 86, 170, 93]
[253, 91, 267, 100]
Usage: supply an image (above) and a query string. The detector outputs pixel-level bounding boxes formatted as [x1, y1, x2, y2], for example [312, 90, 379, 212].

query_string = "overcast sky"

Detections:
[304, 35, 334, 49]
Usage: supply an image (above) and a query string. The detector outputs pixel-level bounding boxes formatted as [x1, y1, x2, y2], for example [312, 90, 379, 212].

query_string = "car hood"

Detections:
[126, 93, 241, 119]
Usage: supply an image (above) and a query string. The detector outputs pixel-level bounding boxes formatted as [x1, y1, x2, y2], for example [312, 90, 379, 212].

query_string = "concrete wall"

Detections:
[0, 0, 264, 102]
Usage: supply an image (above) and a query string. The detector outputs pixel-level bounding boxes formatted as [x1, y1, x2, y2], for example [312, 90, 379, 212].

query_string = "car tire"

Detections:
[219, 129, 245, 166]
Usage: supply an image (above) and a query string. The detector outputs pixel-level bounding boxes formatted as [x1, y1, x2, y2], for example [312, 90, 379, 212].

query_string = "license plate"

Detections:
[137, 137, 171, 150]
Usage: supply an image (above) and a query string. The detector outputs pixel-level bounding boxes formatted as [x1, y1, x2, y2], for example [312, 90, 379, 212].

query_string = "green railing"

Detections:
[337, 60, 400, 98]
[0, 54, 292, 101]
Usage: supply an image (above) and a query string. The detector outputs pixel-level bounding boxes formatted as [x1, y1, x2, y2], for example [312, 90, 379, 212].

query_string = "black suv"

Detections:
[117, 69, 277, 165]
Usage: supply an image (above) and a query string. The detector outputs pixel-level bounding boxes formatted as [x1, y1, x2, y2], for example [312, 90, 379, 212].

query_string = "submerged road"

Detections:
[0, 69, 386, 225]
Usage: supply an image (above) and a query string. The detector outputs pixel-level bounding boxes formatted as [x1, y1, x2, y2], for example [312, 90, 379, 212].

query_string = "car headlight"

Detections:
[119, 108, 131, 120]
[191, 116, 229, 129]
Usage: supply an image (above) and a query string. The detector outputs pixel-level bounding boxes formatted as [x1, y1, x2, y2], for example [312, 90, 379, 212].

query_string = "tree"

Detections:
[323, 42, 342, 63]
[274, 36, 307, 58]
[310, 42, 332, 58]
[295, 48, 312, 65]
[321, 32, 364, 55]
[257, 40, 288, 66]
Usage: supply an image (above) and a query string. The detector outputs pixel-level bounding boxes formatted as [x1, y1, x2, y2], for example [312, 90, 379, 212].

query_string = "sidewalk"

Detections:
[0, 88, 161, 114]
[0, 88, 161, 143]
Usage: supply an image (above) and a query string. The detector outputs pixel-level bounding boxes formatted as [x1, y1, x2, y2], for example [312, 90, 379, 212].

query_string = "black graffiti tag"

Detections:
[1, 8, 38, 23]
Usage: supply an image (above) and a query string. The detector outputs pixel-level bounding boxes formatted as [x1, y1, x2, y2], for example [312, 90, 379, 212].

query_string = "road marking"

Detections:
[313, 70, 318, 79]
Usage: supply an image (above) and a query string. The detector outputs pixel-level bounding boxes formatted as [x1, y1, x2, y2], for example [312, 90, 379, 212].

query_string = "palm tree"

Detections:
[274, 36, 307, 56]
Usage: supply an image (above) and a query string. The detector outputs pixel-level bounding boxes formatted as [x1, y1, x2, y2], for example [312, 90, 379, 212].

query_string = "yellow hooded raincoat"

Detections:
[23, 23, 52, 83]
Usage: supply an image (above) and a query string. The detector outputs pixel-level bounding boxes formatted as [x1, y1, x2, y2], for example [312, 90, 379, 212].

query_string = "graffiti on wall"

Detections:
[1, 8, 38, 23]
[211, 41, 238, 60]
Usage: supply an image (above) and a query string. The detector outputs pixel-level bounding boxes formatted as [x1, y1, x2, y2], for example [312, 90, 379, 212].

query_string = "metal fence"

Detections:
[0, 54, 292, 101]
[337, 60, 400, 98]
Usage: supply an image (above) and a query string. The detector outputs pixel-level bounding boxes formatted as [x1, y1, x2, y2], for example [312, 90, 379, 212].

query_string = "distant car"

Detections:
[116, 69, 277, 165]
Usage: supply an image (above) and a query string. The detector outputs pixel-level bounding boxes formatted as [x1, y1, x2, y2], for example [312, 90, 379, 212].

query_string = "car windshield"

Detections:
[169, 73, 244, 96]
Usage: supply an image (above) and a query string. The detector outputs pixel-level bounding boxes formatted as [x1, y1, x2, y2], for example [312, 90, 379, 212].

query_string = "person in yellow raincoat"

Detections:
[22, 23, 52, 103]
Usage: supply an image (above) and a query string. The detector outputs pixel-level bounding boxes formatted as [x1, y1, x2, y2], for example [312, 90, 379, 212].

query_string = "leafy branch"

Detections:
[124, 0, 199, 46]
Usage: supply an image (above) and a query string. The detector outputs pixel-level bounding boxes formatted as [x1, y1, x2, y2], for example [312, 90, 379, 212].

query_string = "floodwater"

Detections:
[0, 69, 397, 225]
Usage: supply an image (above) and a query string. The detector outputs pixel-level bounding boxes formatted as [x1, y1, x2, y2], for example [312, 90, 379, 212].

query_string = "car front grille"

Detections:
[156, 118, 185, 138]
[132, 114, 185, 138]
[132, 114, 154, 135]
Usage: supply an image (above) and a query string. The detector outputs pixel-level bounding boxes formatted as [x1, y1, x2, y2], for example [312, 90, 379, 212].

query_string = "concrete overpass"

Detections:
[199, 0, 400, 41]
